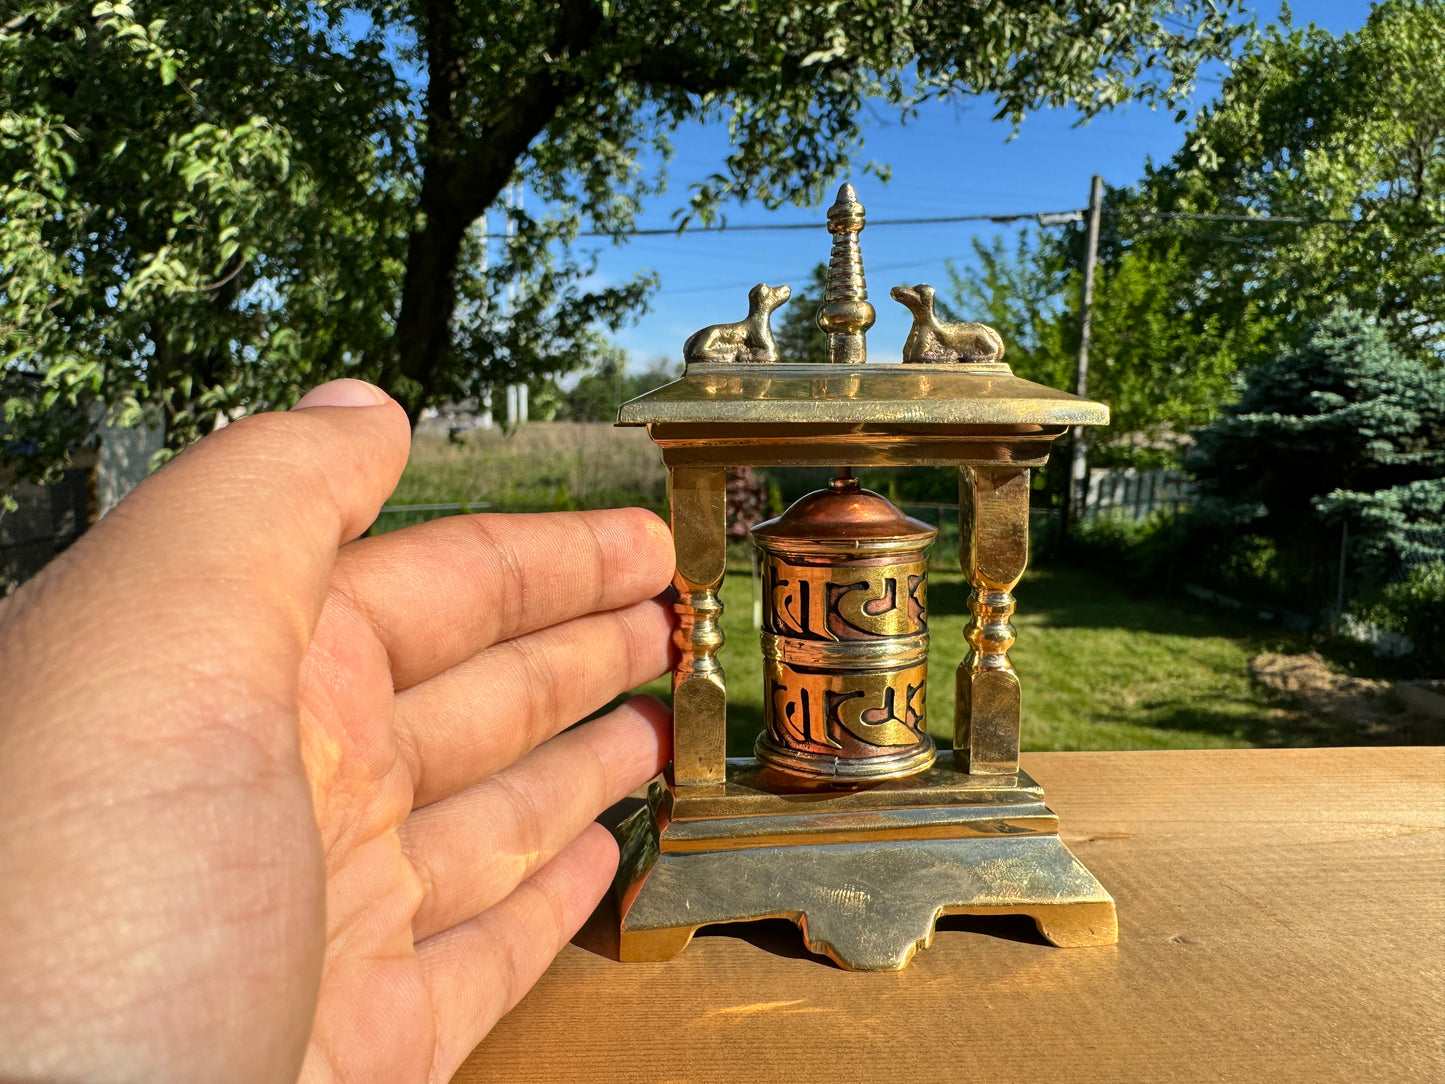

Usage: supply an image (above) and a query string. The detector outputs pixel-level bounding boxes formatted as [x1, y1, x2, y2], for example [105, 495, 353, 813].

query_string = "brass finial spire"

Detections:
[816, 182, 875, 364]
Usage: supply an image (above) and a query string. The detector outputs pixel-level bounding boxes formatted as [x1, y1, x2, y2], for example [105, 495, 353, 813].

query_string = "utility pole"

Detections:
[1064, 174, 1104, 539]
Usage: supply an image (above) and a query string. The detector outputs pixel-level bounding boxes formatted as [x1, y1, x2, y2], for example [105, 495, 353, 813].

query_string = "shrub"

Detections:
[1361, 562, 1445, 677]
[1069, 512, 1182, 589]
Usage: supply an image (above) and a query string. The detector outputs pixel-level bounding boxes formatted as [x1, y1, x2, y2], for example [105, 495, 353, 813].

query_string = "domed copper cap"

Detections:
[750, 476, 936, 558]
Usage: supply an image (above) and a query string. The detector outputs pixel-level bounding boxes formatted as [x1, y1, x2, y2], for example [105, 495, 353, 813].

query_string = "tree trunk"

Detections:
[378, 0, 605, 422]
[387, 202, 468, 420]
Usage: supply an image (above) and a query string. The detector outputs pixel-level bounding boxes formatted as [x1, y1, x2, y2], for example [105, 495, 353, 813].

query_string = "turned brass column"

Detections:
[669, 465, 727, 790]
[955, 465, 1030, 775]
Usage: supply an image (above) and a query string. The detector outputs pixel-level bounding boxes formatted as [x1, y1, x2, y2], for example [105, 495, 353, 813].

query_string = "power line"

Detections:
[574, 207, 1439, 238]
[665, 256, 947, 297]
[1110, 210, 1318, 224]
[576, 211, 1079, 237]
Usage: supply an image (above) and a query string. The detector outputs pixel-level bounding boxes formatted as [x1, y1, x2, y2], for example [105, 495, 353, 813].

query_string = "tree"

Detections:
[554, 352, 675, 422]
[772, 262, 829, 365]
[943, 226, 1247, 476]
[1119, 0, 1445, 365]
[2, 1, 1247, 482]
[944, 0, 1445, 487]
[1, 2, 410, 470]
[1188, 309, 1445, 604]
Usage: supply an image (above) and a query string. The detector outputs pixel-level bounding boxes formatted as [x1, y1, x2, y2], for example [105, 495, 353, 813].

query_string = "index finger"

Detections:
[326, 508, 675, 690]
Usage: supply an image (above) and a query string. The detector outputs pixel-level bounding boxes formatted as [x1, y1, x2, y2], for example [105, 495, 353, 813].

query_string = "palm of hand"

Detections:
[297, 604, 437, 1082]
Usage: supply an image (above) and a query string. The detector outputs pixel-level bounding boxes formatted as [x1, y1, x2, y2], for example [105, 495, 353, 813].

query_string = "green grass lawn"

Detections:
[638, 564, 1314, 754]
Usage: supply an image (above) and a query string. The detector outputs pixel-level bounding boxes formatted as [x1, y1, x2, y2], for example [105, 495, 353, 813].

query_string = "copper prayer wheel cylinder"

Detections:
[751, 474, 938, 782]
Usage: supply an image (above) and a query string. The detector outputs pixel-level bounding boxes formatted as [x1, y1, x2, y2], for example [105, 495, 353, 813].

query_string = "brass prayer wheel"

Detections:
[753, 473, 937, 781]
[612, 181, 1118, 971]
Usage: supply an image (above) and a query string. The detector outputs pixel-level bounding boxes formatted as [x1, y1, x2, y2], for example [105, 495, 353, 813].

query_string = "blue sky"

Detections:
[550, 2, 1378, 369]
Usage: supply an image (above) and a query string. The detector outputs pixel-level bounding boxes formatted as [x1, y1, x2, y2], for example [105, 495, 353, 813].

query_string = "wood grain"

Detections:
[455, 747, 1445, 1083]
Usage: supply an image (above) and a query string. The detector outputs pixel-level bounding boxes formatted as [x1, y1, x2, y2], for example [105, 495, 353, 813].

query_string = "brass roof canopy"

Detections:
[612, 183, 1117, 972]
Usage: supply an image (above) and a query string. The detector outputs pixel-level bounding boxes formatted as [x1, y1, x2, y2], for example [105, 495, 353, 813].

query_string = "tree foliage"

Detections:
[944, 229, 1246, 473]
[2, 0, 1246, 480]
[552, 352, 675, 423]
[1361, 561, 1445, 677]
[1, 2, 410, 468]
[772, 262, 829, 365]
[1118, 0, 1445, 364]
[944, 0, 1445, 482]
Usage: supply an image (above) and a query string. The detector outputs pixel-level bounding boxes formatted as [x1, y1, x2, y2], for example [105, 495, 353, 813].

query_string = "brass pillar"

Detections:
[956, 465, 1030, 775]
[668, 465, 727, 791]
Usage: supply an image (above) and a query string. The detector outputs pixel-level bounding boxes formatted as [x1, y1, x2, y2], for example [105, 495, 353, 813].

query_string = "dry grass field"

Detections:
[378, 424, 668, 530]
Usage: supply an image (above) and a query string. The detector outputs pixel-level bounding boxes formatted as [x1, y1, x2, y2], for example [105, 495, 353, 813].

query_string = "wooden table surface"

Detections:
[457, 747, 1445, 1083]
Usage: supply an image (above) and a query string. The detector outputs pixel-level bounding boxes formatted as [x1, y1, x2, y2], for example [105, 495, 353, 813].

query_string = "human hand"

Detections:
[0, 380, 676, 1083]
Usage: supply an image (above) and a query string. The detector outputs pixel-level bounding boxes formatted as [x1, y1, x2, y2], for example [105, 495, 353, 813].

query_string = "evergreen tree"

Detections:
[1188, 309, 1445, 600]
[772, 263, 829, 365]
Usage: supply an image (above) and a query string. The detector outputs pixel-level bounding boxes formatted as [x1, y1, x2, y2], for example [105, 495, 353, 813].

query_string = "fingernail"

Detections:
[292, 379, 392, 410]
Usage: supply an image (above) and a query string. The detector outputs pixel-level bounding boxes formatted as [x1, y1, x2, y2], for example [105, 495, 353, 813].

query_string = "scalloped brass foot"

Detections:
[617, 836, 1116, 970]
[613, 759, 1116, 972]
[947, 901, 1120, 949]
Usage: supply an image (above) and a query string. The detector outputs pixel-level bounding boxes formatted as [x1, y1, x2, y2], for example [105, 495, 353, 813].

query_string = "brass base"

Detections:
[613, 752, 1116, 971]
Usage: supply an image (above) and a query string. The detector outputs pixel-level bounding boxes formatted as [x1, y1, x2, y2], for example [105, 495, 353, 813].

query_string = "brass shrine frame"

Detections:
[610, 185, 1116, 970]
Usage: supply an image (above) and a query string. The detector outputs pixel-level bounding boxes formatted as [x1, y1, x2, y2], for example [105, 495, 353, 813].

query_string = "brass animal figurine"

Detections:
[890, 284, 1005, 364]
[684, 283, 792, 364]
